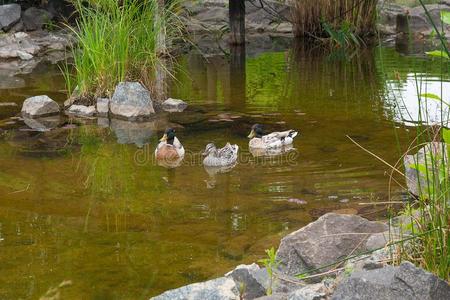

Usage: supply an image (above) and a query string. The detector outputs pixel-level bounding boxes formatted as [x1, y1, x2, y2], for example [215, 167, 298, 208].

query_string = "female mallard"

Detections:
[155, 128, 185, 161]
[202, 142, 239, 167]
[248, 124, 298, 149]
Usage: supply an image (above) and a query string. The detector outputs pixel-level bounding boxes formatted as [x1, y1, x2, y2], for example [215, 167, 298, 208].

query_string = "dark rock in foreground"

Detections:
[331, 261, 450, 300]
[276, 213, 388, 277]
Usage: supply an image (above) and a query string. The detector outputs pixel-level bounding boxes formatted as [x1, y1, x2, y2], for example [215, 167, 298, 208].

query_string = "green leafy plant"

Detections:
[258, 247, 279, 295]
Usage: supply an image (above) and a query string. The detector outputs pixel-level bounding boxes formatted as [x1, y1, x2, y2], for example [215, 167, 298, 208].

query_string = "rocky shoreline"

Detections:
[151, 213, 450, 300]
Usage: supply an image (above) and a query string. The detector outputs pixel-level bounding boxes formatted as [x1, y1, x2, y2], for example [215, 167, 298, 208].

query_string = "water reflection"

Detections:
[2, 43, 450, 299]
[386, 75, 450, 126]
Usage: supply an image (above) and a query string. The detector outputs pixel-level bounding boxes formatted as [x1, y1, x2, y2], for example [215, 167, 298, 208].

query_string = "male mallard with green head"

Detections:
[155, 128, 185, 160]
[247, 124, 298, 149]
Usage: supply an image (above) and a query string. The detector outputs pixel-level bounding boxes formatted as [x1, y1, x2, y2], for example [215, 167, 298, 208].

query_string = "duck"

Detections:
[247, 124, 298, 149]
[155, 128, 185, 161]
[202, 142, 239, 167]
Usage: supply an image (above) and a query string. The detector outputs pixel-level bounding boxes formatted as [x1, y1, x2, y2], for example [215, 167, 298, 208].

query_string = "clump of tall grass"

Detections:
[64, 0, 184, 100]
[290, 0, 378, 40]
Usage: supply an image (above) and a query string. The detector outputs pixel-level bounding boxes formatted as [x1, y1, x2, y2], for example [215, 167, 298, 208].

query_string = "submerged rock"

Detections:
[21, 95, 60, 118]
[110, 82, 155, 119]
[276, 213, 388, 278]
[66, 104, 96, 117]
[331, 261, 450, 300]
[151, 277, 239, 300]
[162, 98, 188, 112]
[0, 4, 21, 32]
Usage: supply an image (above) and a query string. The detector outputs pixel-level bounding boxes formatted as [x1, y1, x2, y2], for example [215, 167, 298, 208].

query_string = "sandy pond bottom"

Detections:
[0, 43, 448, 298]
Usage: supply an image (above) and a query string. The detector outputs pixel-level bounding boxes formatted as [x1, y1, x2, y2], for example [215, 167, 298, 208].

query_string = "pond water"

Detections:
[0, 40, 448, 299]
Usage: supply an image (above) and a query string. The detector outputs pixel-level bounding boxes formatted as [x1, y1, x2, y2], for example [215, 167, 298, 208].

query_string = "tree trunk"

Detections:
[229, 0, 245, 45]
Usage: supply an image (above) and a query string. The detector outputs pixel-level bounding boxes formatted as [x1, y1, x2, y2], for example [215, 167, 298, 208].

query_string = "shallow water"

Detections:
[0, 42, 448, 299]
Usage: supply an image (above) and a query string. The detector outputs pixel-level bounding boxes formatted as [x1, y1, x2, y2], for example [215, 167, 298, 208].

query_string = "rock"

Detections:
[404, 142, 445, 198]
[288, 282, 330, 300]
[276, 213, 388, 278]
[162, 98, 188, 112]
[9, 21, 24, 33]
[96, 97, 109, 116]
[0, 32, 42, 60]
[21, 95, 60, 117]
[16, 50, 33, 60]
[151, 277, 239, 300]
[331, 262, 450, 300]
[255, 294, 288, 300]
[110, 82, 155, 119]
[23, 116, 60, 131]
[22, 7, 54, 31]
[225, 264, 267, 299]
[110, 118, 155, 147]
[66, 105, 96, 117]
[0, 4, 21, 32]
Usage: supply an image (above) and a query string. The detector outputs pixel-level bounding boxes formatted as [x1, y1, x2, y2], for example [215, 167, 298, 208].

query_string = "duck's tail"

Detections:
[288, 130, 298, 139]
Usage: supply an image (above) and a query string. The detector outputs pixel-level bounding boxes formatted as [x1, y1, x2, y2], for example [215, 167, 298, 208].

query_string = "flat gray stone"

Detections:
[110, 82, 155, 119]
[276, 213, 388, 277]
[331, 262, 450, 300]
[66, 104, 96, 117]
[21, 95, 60, 117]
[151, 277, 239, 300]
[0, 4, 21, 31]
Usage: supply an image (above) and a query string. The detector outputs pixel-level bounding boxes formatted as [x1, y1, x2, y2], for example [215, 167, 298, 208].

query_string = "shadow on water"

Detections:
[0, 38, 449, 298]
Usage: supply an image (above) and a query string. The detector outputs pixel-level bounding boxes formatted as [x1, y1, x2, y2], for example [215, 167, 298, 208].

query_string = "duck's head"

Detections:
[248, 124, 263, 139]
[202, 143, 217, 156]
[160, 128, 176, 144]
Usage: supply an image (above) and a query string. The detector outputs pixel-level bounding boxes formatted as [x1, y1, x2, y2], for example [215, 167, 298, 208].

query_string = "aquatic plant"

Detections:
[258, 247, 279, 295]
[64, 0, 185, 100]
[348, 1, 450, 282]
[290, 0, 378, 39]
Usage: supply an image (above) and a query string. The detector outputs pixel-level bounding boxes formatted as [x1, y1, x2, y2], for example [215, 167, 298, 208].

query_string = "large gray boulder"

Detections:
[22, 7, 54, 31]
[404, 142, 446, 199]
[110, 82, 155, 119]
[276, 213, 388, 277]
[151, 277, 240, 300]
[0, 4, 21, 32]
[21, 95, 60, 117]
[331, 262, 450, 300]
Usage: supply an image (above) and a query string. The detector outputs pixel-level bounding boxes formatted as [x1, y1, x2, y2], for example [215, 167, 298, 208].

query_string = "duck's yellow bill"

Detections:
[159, 134, 168, 142]
[248, 130, 256, 139]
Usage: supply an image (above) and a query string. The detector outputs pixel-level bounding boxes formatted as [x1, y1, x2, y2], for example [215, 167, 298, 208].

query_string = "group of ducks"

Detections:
[155, 124, 298, 168]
